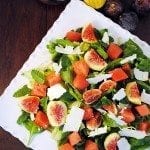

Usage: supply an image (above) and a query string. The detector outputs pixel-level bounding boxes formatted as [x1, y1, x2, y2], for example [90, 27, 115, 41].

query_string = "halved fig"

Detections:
[86, 112, 102, 130]
[20, 96, 40, 113]
[104, 133, 120, 150]
[83, 106, 94, 121]
[82, 24, 97, 43]
[47, 101, 67, 126]
[84, 49, 107, 71]
[102, 103, 118, 115]
[83, 89, 102, 104]
[99, 80, 117, 93]
[126, 82, 141, 105]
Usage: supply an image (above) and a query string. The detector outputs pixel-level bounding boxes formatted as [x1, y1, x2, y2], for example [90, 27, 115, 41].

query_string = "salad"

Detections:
[13, 23, 150, 150]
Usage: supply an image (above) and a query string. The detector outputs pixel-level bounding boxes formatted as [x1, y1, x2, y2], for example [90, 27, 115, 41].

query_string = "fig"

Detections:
[104, 133, 120, 150]
[83, 89, 102, 104]
[126, 82, 141, 105]
[20, 96, 40, 113]
[83, 106, 94, 121]
[102, 103, 118, 115]
[132, 0, 150, 16]
[47, 101, 67, 126]
[118, 12, 139, 31]
[84, 49, 107, 71]
[104, 0, 123, 18]
[99, 80, 117, 93]
[86, 112, 102, 130]
[82, 24, 97, 43]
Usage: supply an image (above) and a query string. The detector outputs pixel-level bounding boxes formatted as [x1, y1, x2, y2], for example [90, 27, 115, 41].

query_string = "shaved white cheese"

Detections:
[119, 128, 147, 139]
[134, 68, 149, 81]
[87, 74, 112, 84]
[112, 88, 126, 101]
[117, 138, 131, 150]
[52, 62, 62, 74]
[102, 32, 109, 44]
[97, 108, 107, 114]
[55, 45, 83, 55]
[47, 84, 66, 100]
[30, 113, 35, 121]
[108, 112, 127, 126]
[63, 106, 84, 132]
[88, 126, 107, 137]
[141, 90, 150, 105]
[120, 54, 137, 64]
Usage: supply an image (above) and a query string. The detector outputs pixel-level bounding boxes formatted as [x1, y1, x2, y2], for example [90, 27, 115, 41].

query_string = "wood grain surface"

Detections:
[0, 0, 149, 149]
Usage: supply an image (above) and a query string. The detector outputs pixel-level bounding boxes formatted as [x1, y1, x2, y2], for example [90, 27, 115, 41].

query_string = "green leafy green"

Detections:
[13, 85, 31, 97]
[129, 136, 150, 150]
[56, 39, 79, 47]
[92, 96, 112, 109]
[61, 55, 71, 69]
[17, 111, 30, 125]
[40, 97, 49, 112]
[91, 43, 108, 59]
[137, 80, 150, 93]
[136, 58, 150, 72]
[99, 29, 108, 37]
[31, 69, 45, 84]
[122, 39, 146, 58]
[24, 120, 43, 144]
[60, 92, 75, 105]
[47, 42, 61, 62]
[80, 42, 90, 52]
[105, 58, 122, 71]
[102, 114, 121, 128]
[60, 68, 73, 84]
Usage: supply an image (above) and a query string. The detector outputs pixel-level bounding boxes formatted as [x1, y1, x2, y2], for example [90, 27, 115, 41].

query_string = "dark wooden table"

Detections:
[0, 0, 150, 149]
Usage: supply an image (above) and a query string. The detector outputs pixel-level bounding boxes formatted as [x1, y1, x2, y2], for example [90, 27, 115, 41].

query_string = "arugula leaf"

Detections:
[60, 68, 73, 84]
[105, 58, 122, 71]
[40, 97, 49, 112]
[60, 92, 74, 105]
[122, 39, 146, 58]
[137, 80, 150, 94]
[80, 42, 90, 52]
[56, 39, 79, 47]
[129, 136, 150, 150]
[17, 111, 30, 125]
[99, 29, 108, 37]
[102, 114, 121, 128]
[136, 58, 150, 72]
[47, 42, 61, 62]
[31, 69, 45, 84]
[91, 43, 108, 59]
[13, 85, 31, 97]
[61, 55, 71, 69]
[92, 96, 112, 109]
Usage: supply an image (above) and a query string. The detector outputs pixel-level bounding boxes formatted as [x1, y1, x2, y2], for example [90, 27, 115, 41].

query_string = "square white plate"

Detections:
[0, 0, 150, 150]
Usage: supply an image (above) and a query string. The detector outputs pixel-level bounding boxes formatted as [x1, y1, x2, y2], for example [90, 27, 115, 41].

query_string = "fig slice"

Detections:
[104, 133, 120, 150]
[20, 96, 40, 113]
[47, 101, 67, 127]
[84, 49, 107, 71]
[126, 82, 141, 105]
[82, 23, 97, 43]
[83, 89, 102, 104]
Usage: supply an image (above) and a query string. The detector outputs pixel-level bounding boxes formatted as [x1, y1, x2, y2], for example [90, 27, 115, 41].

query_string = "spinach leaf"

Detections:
[136, 58, 150, 72]
[24, 121, 43, 144]
[40, 97, 49, 112]
[13, 85, 31, 97]
[31, 69, 45, 84]
[17, 111, 30, 125]
[122, 39, 146, 58]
